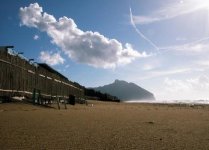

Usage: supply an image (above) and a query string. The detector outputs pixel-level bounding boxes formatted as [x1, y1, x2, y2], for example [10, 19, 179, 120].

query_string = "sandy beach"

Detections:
[0, 101, 209, 150]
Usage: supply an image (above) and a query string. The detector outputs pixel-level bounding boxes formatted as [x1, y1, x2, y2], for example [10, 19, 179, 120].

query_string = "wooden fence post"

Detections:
[64, 98, 67, 109]
[57, 96, 60, 110]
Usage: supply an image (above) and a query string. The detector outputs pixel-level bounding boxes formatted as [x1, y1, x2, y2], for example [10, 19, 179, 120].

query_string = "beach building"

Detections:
[0, 46, 84, 103]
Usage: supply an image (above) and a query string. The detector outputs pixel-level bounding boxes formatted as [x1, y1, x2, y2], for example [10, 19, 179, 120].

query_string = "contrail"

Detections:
[129, 8, 209, 53]
[129, 7, 159, 51]
[185, 36, 209, 45]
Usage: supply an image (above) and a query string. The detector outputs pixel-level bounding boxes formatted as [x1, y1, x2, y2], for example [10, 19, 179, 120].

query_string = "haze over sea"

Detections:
[125, 99, 209, 105]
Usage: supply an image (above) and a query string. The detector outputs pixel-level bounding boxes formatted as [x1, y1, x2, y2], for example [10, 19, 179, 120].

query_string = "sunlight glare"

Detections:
[199, 0, 209, 9]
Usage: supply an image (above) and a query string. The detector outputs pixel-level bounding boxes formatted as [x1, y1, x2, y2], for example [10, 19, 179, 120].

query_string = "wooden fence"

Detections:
[0, 46, 84, 104]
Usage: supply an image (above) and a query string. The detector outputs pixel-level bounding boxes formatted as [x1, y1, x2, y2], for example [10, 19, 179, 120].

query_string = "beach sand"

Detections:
[0, 100, 209, 150]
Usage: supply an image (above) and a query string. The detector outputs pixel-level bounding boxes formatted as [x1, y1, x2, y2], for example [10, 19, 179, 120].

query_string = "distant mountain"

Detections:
[94, 80, 155, 101]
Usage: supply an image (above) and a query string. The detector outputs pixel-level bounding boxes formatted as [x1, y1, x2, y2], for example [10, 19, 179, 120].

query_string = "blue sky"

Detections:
[1, 0, 209, 100]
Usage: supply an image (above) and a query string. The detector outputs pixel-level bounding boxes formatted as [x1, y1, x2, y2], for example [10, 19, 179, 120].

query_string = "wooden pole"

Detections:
[32, 88, 36, 104]
[64, 98, 67, 109]
[57, 96, 60, 110]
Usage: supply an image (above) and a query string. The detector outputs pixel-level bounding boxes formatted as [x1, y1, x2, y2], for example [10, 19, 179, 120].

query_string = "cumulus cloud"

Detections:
[39, 51, 65, 66]
[19, 3, 149, 68]
[33, 34, 39, 40]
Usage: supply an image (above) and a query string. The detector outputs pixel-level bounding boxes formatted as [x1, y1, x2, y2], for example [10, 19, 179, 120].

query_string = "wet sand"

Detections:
[0, 100, 209, 150]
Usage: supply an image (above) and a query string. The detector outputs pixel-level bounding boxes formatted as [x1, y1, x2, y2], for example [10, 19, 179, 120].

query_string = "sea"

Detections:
[125, 99, 209, 105]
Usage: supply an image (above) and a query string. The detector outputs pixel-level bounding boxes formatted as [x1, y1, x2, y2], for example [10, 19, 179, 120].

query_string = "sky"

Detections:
[1, 0, 209, 100]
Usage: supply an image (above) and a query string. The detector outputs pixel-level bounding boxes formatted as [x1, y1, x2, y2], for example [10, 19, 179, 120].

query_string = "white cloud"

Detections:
[19, 3, 150, 69]
[139, 68, 191, 80]
[161, 40, 209, 53]
[142, 64, 155, 71]
[176, 37, 187, 41]
[141, 58, 161, 71]
[196, 60, 209, 67]
[39, 51, 65, 66]
[33, 34, 39, 40]
[132, 0, 209, 25]
[159, 75, 209, 100]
